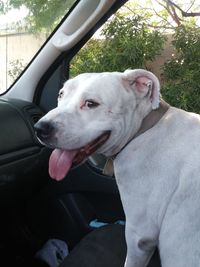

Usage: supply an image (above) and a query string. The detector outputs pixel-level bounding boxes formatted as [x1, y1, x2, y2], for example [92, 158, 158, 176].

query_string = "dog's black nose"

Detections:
[34, 120, 55, 140]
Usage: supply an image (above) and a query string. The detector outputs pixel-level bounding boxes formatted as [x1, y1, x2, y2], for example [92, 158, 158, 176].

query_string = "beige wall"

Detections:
[147, 34, 176, 81]
[0, 33, 46, 93]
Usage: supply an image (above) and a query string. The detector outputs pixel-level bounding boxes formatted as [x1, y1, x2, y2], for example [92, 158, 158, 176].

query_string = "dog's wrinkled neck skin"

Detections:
[103, 99, 170, 176]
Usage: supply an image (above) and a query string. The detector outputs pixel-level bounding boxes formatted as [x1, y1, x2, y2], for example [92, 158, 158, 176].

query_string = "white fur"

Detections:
[115, 107, 200, 267]
[39, 69, 200, 267]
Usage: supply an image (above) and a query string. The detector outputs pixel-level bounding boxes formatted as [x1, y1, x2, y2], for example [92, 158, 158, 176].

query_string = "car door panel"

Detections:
[0, 98, 51, 204]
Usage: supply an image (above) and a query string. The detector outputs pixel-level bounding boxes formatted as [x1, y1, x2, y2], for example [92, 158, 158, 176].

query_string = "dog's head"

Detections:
[35, 69, 160, 180]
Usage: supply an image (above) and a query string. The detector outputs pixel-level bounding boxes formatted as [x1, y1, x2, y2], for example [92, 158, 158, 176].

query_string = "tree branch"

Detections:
[168, 1, 182, 25]
[186, 0, 196, 13]
[165, 0, 200, 17]
[159, 0, 181, 26]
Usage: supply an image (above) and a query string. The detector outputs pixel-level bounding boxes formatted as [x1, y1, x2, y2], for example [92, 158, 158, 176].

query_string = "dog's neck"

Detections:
[103, 99, 170, 176]
[134, 99, 170, 138]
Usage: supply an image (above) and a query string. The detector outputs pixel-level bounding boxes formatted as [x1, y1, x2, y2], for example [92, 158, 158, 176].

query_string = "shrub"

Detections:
[162, 25, 200, 113]
[71, 14, 165, 77]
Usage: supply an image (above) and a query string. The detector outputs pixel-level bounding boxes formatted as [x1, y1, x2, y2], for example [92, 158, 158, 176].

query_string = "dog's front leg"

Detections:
[124, 224, 156, 267]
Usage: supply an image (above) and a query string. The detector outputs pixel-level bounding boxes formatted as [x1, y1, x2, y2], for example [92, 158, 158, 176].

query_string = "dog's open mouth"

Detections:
[49, 131, 110, 181]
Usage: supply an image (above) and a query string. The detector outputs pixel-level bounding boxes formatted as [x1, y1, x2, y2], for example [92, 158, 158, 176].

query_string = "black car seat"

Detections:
[59, 224, 161, 267]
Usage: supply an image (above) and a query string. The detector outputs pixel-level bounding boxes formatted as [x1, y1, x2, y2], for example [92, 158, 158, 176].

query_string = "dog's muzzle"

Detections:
[34, 119, 111, 181]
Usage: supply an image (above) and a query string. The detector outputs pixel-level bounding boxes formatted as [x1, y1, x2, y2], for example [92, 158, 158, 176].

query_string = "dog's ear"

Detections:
[122, 69, 160, 110]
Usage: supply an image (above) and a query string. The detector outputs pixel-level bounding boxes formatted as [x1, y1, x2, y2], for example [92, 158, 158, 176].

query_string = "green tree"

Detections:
[71, 14, 166, 76]
[3, 0, 75, 33]
[162, 25, 200, 112]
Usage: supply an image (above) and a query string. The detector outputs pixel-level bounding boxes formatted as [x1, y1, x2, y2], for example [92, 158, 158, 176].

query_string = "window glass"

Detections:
[0, 0, 77, 94]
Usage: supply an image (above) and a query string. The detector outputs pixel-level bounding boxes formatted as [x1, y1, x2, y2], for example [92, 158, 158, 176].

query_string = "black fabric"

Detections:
[59, 224, 161, 267]
[60, 224, 126, 267]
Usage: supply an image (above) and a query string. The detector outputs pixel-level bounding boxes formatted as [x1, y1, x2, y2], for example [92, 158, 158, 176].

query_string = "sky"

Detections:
[0, 5, 28, 30]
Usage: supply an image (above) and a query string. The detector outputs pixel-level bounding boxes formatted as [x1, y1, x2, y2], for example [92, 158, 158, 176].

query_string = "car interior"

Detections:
[0, 0, 161, 266]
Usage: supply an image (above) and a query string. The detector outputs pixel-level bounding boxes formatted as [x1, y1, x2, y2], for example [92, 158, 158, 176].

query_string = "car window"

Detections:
[0, 0, 77, 94]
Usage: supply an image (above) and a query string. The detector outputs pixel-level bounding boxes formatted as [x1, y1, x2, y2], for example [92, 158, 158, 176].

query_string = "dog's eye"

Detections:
[58, 90, 64, 100]
[85, 100, 100, 109]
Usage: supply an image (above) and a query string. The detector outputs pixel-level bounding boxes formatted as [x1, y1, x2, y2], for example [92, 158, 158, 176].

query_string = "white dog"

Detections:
[35, 69, 200, 267]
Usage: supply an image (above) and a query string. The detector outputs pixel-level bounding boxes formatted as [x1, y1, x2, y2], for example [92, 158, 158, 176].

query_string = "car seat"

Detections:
[59, 224, 161, 267]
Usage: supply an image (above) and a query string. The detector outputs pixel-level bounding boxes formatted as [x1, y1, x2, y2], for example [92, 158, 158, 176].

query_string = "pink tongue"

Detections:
[49, 149, 78, 181]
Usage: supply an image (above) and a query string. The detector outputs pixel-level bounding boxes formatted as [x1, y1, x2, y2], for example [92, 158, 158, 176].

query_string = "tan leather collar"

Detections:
[103, 100, 170, 176]
[134, 99, 170, 138]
